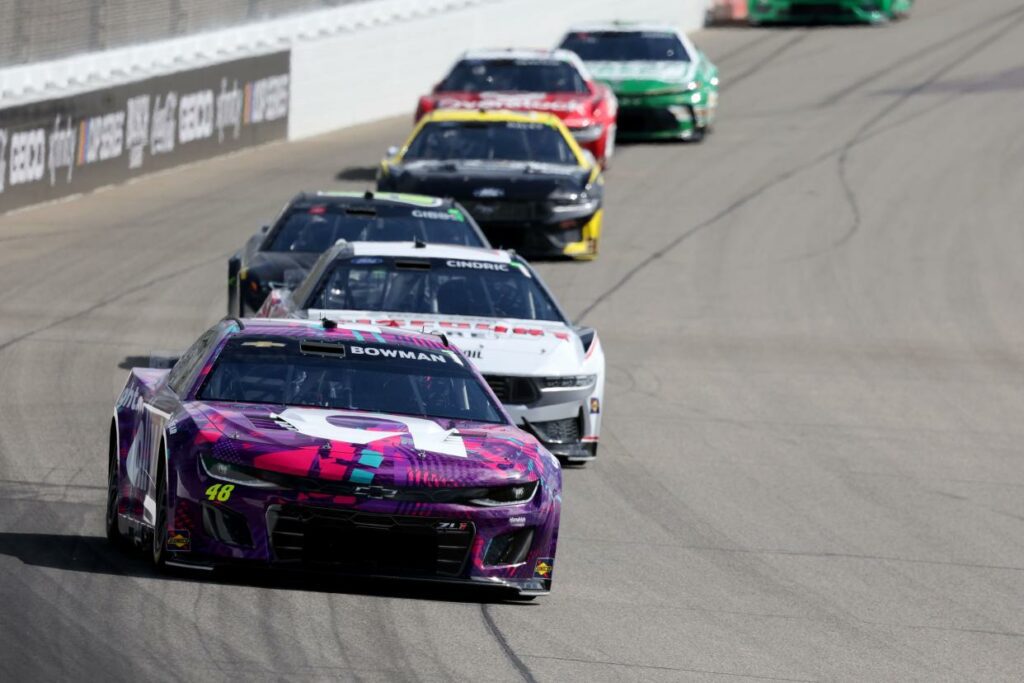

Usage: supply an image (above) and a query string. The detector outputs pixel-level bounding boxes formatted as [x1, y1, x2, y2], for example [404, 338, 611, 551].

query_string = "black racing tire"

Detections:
[151, 455, 168, 568]
[105, 425, 123, 545]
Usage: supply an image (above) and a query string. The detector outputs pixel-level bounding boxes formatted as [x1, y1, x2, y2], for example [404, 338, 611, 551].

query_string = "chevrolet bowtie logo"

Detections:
[353, 485, 398, 499]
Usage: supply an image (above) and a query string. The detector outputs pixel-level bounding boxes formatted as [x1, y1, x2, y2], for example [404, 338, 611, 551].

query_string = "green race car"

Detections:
[558, 23, 719, 142]
[748, 0, 914, 24]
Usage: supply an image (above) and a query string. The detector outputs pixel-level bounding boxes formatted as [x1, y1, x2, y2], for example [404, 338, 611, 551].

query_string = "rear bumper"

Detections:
[748, 1, 889, 23]
[479, 209, 602, 260]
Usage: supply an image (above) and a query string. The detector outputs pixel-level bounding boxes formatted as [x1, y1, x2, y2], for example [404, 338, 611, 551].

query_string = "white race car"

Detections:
[258, 242, 604, 462]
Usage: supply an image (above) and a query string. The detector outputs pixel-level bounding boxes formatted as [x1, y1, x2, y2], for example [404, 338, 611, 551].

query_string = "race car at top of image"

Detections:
[415, 49, 618, 166]
[107, 317, 562, 598]
[558, 22, 719, 142]
[258, 241, 605, 462]
[747, 0, 913, 24]
[228, 191, 489, 316]
[377, 110, 604, 260]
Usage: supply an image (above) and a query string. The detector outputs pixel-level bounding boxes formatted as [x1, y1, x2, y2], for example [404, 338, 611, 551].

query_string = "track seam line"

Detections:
[0, 252, 226, 354]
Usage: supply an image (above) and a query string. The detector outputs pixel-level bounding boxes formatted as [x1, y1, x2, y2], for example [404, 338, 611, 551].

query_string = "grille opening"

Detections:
[395, 260, 432, 270]
[299, 341, 347, 357]
[484, 528, 535, 566]
[268, 505, 474, 577]
[484, 375, 540, 404]
[527, 413, 582, 444]
[202, 504, 254, 548]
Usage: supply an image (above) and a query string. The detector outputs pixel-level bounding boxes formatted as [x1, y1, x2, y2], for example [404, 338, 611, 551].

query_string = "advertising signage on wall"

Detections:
[0, 51, 290, 213]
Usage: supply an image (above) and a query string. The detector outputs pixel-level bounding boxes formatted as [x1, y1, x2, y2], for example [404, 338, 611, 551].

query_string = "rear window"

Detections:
[560, 31, 690, 62]
[439, 59, 589, 94]
[404, 121, 578, 165]
[265, 204, 485, 253]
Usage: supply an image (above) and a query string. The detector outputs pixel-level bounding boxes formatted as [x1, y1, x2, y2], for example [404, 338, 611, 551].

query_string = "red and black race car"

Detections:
[415, 49, 618, 167]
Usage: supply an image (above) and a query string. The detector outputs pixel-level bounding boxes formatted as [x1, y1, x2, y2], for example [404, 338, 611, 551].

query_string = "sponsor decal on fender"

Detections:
[534, 558, 554, 578]
[166, 529, 191, 551]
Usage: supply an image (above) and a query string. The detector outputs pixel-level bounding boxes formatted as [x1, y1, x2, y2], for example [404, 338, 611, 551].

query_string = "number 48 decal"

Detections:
[205, 483, 234, 502]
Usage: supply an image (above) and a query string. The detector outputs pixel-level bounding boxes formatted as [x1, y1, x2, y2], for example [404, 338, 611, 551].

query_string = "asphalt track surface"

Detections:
[3, 1, 1024, 680]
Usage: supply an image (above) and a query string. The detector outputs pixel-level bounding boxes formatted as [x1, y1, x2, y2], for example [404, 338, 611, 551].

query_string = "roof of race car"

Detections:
[458, 48, 587, 68]
[419, 108, 566, 127]
[296, 191, 458, 209]
[564, 21, 683, 35]
[347, 241, 512, 263]
[229, 317, 451, 349]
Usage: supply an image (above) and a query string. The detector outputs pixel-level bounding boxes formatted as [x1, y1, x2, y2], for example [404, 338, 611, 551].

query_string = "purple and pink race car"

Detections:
[107, 317, 561, 597]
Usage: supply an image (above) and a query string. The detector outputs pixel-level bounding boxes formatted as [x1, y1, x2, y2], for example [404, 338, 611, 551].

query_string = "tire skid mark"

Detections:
[714, 31, 786, 66]
[817, 1, 1024, 109]
[814, 6, 1024, 259]
[724, 31, 810, 91]
[480, 604, 539, 683]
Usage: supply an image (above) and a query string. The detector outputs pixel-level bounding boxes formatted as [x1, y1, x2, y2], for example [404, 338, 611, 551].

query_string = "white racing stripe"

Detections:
[272, 407, 467, 458]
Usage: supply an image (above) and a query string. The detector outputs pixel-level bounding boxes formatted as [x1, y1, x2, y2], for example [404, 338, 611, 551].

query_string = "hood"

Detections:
[245, 251, 320, 285]
[388, 160, 587, 202]
[190, 402, 542, 488]
[584, 60, 696, 94]
[429, 91, 592, 117]
[304, 310, 584, 376]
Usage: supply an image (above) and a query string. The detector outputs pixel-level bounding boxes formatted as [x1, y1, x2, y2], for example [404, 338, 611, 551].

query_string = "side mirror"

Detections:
[148, 353, 179, 369]
[284, 268, 306, 290]
[386, 146, 399, 158]
[260, 224, 270, 233]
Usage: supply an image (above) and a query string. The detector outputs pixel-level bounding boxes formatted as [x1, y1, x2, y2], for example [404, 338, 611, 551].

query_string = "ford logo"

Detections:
[473, 187, 505, 198]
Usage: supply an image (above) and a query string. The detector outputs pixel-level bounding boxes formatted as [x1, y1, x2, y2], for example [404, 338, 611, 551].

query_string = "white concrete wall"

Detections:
[289, 0, 710, 140]
[0, 1, 499, 107]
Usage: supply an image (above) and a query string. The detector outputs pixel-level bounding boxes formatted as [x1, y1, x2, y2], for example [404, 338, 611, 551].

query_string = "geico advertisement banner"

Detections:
[0, 51, 290, 213]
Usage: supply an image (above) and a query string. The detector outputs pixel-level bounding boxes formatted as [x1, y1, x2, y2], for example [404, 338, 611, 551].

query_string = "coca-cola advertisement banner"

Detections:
[0, 51, 290, 213]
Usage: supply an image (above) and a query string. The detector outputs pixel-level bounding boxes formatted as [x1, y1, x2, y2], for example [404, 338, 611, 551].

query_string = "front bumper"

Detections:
[487, 376, 601, 462]
[748, 1, 889, 23]
[165, 470, 560, 596]
[466, 204, 603, 260]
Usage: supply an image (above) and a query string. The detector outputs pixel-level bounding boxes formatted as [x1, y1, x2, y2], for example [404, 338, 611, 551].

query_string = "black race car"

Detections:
[227, 191, 489, 315]
[377, 110, 605, 260]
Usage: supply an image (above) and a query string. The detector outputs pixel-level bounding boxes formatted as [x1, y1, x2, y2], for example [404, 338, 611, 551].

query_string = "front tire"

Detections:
[151, 457, 168, 568]
[105, 426, 122, 544]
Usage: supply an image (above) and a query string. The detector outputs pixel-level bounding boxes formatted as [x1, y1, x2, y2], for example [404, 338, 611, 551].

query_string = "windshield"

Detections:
[404, 121, 578, 165]
[266, 205, 484, 252]
[439, 59, 588, 93]
[560, 31, 689, 62]
[198, 336, 505, 423]
[307, 257, 564, 322]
